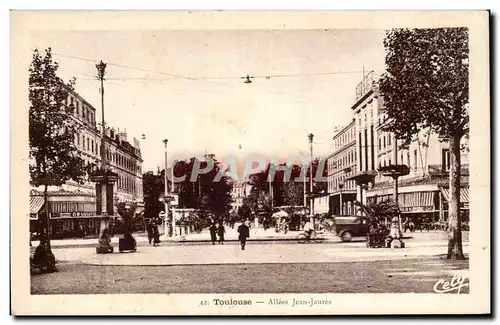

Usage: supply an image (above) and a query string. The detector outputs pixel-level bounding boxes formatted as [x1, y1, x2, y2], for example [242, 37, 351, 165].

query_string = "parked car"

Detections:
[332, 215, 370, 242]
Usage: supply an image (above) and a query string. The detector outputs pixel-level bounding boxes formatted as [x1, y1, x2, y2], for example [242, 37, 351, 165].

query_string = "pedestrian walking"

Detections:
[146, 219, 154, 244]
[209, 222, 218, 245]
[217, 222, 226, 244]
[152, 218, 161, 246]
[254, 216, 259, 234]
[237, 220, 250, 250]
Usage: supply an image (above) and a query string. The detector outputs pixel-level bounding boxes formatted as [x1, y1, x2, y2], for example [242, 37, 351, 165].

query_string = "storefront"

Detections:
[367, 185, 469, 223]
[372, 191, 438, 220]
[30, 191, 101, 239]
[29, 196, 45, 235]
[50, 212, 101, 239]
[438, 187, 470, 222]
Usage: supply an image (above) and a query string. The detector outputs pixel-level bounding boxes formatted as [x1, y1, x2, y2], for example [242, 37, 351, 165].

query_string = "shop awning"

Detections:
[30, 196, 45, 214]
[49, 201, 96, 213]
[399, 192, 434, 208]
[440, 187, 469, 204]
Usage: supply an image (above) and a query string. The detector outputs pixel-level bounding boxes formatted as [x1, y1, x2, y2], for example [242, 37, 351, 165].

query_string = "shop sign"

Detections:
[401, 206, 433, 213]
[51, 212, 95, 218]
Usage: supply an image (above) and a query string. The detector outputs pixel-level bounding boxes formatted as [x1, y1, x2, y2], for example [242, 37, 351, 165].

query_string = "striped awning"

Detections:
[30, 196, 45, 214]
[399, 192, 434, 208]
[440, 187, 469, 204]
[49, 201, 96, 213]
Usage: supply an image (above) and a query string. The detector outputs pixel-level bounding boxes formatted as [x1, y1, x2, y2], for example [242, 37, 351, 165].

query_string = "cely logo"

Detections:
[433, 274, 469, 294]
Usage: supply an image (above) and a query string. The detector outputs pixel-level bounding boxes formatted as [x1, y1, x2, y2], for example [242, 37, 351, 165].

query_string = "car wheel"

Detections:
[341, 231, 353, 242]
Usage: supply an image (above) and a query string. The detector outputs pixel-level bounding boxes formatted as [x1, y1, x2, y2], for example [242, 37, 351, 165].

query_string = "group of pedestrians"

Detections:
[208, 219, 251, 250]
[146, 218, 161, 246]
[209, 221, 226, 245]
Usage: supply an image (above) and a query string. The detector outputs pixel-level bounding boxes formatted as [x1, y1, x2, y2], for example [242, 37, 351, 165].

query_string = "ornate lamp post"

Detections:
[346, 171, 377, 217]
[92, 60, 118, 254]
[96, 61, 107, 170]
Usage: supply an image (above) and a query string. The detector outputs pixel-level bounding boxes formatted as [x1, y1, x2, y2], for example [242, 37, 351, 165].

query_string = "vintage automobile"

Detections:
[332, 215, 371, 242]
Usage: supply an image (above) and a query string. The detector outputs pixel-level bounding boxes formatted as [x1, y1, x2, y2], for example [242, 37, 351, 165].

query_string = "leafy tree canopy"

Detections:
[379, 28, 469, 145]
[29, 48, 92, 187]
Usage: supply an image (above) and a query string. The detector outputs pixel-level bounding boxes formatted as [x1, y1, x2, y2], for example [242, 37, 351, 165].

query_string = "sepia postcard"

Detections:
[10, 10, 490, 315]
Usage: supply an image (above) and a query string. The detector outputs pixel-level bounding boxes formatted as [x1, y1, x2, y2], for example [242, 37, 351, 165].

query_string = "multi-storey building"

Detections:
[30, 88, 144, 238]
[346, 71, 469, 222]
[231, 181, 249, 211]
[326, 119, 357, 215]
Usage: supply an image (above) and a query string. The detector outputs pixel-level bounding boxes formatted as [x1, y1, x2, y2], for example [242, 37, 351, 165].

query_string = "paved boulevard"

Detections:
[31, 234, 470, 294]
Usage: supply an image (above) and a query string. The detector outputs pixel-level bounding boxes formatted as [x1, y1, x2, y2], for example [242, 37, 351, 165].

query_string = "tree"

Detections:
[282, 182, 304, 207]
[281, 164, 305, 206]
[356, 198, 401, 224]
[173, 158, 199, 209]
[379, 28, 469, 259]
[257, 192, 272, 215]
[246, 161, 326, 211]
[245, 163, 272, 213]
[29, 48, 92, 273]
[237, 204, 252, 220]
[199, 156, 233, 217]
[248, 163, 271, 195]
[168, 155, 233, 217]
[116, 203, 143, 236]
[142, 171, 164, 219]
[311, 158, 328, 194]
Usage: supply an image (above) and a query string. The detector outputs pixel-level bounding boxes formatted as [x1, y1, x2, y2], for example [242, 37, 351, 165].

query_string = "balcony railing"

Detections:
[355, 70, 375, 101]
[428, 164, 469, 176]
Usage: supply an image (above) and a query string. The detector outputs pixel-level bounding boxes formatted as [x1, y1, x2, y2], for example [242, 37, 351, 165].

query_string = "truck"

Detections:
[332, 215, 370, 242]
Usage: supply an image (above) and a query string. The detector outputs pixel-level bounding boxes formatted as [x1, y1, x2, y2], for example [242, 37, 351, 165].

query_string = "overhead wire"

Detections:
[50, 50, 382, 108]
[51, 51, 239, 89]
[51, 51, 375, 83]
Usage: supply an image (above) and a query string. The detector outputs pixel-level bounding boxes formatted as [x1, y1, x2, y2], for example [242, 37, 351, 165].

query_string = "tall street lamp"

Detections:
[93, 60, 118, 254]
[96, 61, 107, 170]
[308, 133, 314, 217]
[269, 164, 274, 210]
[302, 163, 306, 211]
[163, 139, 170, 237]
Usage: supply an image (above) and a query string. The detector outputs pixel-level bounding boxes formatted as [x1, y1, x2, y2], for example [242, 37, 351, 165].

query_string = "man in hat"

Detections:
[237, 220, 250, 250]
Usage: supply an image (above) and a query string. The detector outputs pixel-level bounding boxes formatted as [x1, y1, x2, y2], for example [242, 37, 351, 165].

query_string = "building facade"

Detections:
[312, 193, 330, 215]
[231, 181, 249, 211]
[348, 71, 469, 222]
[326, 119, 358, 215]
[30, 88, 144, 238]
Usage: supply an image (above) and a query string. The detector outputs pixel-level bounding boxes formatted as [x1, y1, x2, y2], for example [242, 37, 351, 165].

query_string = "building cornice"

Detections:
[351, 89, 375, 112]
[332, 119, 355, 141]
[331, 141, 356, 156]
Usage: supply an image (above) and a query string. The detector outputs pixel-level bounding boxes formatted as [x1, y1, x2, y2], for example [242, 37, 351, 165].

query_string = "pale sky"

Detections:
[30, 29, 386, 172]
